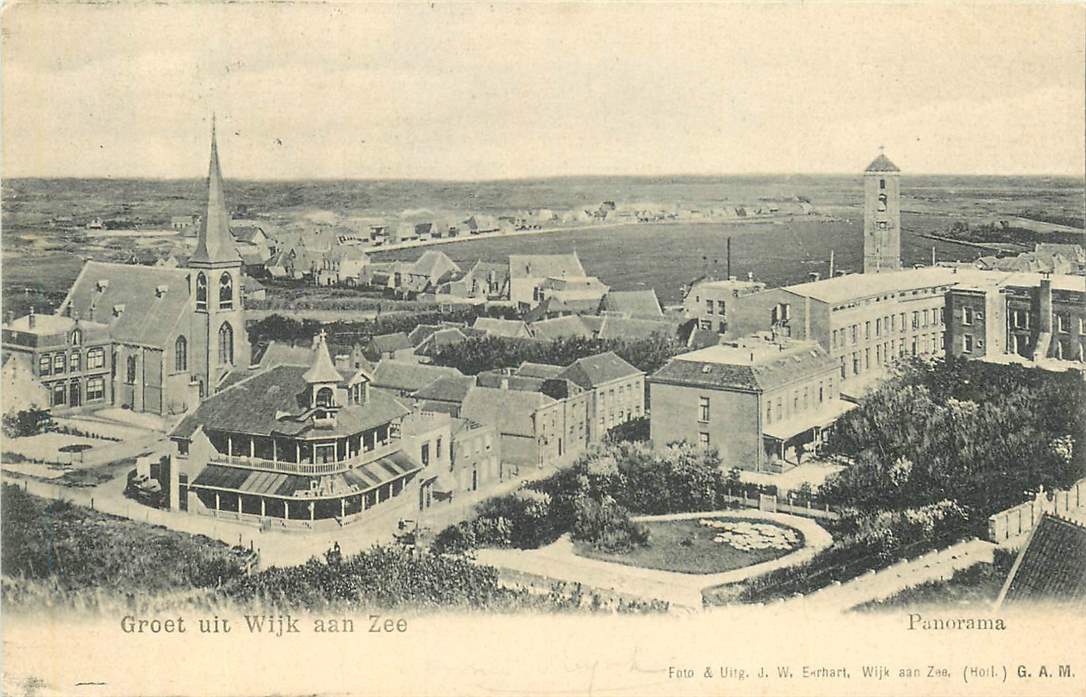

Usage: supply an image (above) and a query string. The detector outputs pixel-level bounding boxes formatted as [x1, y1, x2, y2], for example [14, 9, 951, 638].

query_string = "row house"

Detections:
[722, 267, 1001, 397]
[945, 273, 1086, 365]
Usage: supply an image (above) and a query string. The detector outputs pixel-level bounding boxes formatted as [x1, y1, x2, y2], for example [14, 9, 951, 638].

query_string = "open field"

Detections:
[4, 174, 1081, 310]
[573, 518, 803, 575]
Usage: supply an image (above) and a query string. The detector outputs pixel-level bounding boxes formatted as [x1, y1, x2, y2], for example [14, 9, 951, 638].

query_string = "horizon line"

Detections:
[5, 170, 1085, 184]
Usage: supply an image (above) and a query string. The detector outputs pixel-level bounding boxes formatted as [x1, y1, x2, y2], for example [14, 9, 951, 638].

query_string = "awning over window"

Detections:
[763, 399, 856, 442]
[191, 450, 423, 499]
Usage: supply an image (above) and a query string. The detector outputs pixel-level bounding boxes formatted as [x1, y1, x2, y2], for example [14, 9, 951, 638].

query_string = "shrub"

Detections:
[2, 408, 52, 439]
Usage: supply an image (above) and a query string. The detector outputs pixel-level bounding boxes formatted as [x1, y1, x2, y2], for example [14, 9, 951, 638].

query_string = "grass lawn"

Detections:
[573, 518, 804, 575]
[1, 484, 248, 604]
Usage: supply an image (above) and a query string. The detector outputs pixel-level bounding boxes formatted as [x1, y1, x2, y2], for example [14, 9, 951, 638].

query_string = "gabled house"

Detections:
[509, 253, 588, 307]
[364, 333, 415, 362]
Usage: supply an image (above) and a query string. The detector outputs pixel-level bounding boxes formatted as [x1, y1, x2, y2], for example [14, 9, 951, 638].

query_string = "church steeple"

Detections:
[190, 117, 237, 267]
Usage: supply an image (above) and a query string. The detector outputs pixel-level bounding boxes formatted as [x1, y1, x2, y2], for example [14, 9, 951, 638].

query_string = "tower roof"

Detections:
[190, 118, 238, 266]
[303, 331, 342, 384]
[865, 152, 900, 173]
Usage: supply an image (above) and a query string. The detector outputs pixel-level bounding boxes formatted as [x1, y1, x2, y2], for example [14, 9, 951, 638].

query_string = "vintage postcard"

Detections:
[1, 2, 1084, 696]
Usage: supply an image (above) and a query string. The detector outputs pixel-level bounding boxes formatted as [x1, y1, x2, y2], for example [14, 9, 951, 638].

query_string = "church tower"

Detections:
[186, 118, 248, 396]
[862, 149, 902, 274]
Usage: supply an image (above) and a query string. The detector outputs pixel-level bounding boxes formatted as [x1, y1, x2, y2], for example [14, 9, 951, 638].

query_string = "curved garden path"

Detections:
[476, 509, 833, 609]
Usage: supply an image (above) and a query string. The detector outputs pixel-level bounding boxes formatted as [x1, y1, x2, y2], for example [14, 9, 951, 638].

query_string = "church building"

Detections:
[54, 122, 249, 415]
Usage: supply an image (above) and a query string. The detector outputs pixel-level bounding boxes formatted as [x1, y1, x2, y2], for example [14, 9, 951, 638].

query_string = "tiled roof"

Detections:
[864, 153, 900, 172]
[476, 371, 547, 392]
[473, 317, 530, 338]
[60, 261, 192, 348]
[509, 253, 586, 279]
[781, 267, 1003, 304]
[530, 315, 594, 341]
[368, 332, 413, 354]
[258, 341, 315, 368]
[601, 289, 663, 318]
[231, 225, 265, 243]
[1001, 515, 1086, 608]
[651, 341, 836, 392]
[460, 386, 555, 438]
[557, 351, 642, 388]
[596, 316, 676, 341]
[171, 365, 410, 440]
[413, 250, 461, 279]
[516, 361, 564, 379]
[371, 360, 461, 393]
[415, 328, 469, 355]
[411, 375, 476, 404]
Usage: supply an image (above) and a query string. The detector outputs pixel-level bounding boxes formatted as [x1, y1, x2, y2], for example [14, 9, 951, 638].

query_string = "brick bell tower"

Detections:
[186, 117, 248, 396]
[863, 148, 902, 274]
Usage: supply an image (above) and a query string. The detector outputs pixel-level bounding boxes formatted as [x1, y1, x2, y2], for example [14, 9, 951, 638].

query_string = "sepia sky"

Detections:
[3, 3, 1084, 180]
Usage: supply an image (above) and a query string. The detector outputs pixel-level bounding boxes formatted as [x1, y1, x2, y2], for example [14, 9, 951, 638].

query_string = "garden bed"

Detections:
[572, 517, 804, 575]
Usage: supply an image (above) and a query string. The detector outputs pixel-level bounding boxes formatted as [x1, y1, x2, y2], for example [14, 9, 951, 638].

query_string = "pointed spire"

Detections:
[190, 116, 237, 266]
[304, 330, 342, 384]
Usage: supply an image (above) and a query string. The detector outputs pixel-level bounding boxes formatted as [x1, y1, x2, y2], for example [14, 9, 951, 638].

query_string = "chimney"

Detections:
[500, 377, 509, 390]
[155, 284, 169, 298]
[808, 272, 821, 282]
[747, 272, 754, 282]
[27, 307, 36, 329]
[1039, 277, 1053, 334]
[112, 304, 126, 318]
[96, 279, 110, 292]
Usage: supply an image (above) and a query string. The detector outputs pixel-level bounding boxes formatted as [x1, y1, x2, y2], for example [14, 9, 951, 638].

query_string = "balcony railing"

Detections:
[212, 440, 399, 476]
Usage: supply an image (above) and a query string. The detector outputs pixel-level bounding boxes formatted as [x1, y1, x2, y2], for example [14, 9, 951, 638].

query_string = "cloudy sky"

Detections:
[3, 3, 1084, 180]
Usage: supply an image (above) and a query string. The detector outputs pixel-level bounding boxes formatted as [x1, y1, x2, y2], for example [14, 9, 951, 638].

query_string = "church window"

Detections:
[219, 273, 234, 310]
[195, 273, 208, 311]
[175, 336, 188, 372]
[218, 322, 234, 365]
[126, 355, 137, 383]
[70, 329, 82, 346]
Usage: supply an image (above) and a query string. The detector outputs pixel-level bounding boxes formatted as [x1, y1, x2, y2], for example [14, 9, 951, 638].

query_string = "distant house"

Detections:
[241, 275, 267, 302]
[997, 513, 1086, 608]
[508, 252, 588, 307]
[412, 327, 471, 360]
[171, 215, 201, 232]
[600, 289, 664, 319]
[409, 374, 477, 417]
[371, 360, 462, 397]
[595, 316, 677, 341]
[412, 251, 462, 288]
[472, 317, 532, 339]
[438, 260, 510, 301]
[529, 315, 595, 341]
[364, 333, 415, 362]
[256, 339, 318, 369]
[461, 215, 500, 235]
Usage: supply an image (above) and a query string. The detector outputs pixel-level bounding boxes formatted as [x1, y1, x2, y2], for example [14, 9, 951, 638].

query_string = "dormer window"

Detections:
[70, 329, 82, 345]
